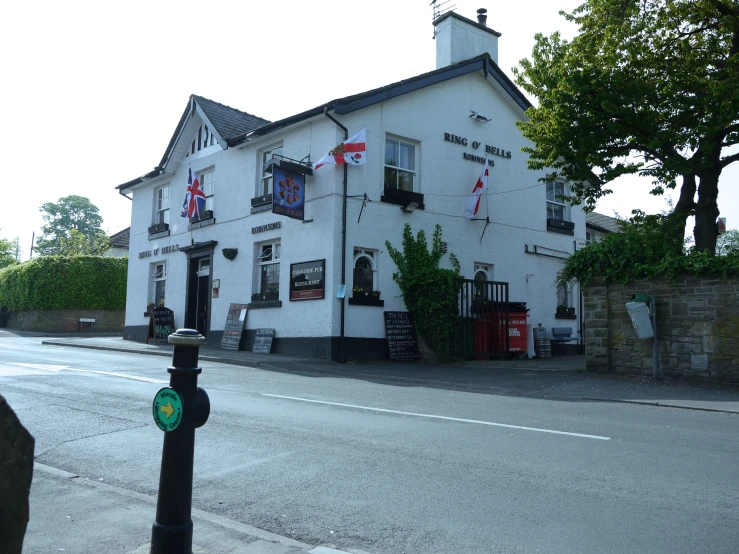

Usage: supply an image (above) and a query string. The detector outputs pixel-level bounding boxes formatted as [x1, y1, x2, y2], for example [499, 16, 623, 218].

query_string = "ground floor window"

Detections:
[353, 248, 377, 292]
[151, 261, 167, 307]
[257, 240, 281, 297]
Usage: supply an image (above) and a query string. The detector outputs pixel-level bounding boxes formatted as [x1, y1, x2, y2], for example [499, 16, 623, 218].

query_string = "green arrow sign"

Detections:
[152, 387, 183, 432]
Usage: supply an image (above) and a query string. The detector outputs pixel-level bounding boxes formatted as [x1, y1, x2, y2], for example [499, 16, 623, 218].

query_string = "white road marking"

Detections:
[262, 394, 611, 441]
[66, 369, 168, 384]
[7, 363, 69, 372]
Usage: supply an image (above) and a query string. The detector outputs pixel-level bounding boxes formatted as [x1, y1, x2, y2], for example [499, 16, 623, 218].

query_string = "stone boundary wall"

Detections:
[7, 309, 124, 333]
[584, 276, 739, 378]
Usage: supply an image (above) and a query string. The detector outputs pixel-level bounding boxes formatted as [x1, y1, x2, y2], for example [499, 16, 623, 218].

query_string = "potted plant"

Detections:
[252, 288, 279, 302]
[371, 290, 381, 299]
[145, 302, 155, 316]
[352, 286, 368, 298]
[557, 305, 575, 316]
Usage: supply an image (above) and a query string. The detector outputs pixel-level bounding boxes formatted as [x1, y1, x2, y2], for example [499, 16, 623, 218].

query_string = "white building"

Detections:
[116, 9, 587, 360]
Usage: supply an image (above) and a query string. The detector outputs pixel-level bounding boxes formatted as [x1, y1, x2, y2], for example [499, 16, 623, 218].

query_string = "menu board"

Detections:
[221, 303, 248, 351]
[383, 311, 421, 362]
[147, 307, 175, 344]
[252, 328, 275, 354]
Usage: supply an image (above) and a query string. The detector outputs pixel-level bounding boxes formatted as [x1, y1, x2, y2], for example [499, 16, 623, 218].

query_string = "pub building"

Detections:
[116, 8, 587, 360]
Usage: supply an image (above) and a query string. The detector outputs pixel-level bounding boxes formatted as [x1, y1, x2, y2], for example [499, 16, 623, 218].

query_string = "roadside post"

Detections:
[626, 294, 658, 378]
[151, 329, 210, 554]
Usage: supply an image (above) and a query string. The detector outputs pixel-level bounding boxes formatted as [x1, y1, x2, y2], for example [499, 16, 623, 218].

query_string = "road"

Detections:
[2, 335, 738, 553]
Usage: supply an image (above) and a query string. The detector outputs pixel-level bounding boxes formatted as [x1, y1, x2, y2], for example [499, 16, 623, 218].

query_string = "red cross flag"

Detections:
[313, 128, 366, 170]
[464, 159, 489, 219]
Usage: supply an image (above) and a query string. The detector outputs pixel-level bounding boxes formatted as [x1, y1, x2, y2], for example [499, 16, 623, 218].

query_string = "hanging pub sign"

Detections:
[272, 166, 305, 221]
[290, 259, 325, 301]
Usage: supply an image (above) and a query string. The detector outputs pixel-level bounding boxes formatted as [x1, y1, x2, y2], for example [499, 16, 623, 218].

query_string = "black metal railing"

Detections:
[457, 279, 510, 358]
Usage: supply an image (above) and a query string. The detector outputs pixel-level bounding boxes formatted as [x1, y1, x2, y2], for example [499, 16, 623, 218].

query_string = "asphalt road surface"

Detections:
[2, 335, 738, 553]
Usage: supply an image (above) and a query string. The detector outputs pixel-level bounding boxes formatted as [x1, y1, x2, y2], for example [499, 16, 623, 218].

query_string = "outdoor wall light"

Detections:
[401, 201, 420, 213]
[469, 110, 491, 123]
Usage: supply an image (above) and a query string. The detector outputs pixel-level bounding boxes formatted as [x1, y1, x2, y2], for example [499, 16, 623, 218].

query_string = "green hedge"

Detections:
[0, 256, 127, 310]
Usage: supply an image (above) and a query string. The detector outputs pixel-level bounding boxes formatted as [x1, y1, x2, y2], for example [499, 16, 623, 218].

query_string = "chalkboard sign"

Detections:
[221, 303, 248, 351]
[252, 328, 275, 354]
[384, 311, 421, 362]
[147, 307, 175, 344]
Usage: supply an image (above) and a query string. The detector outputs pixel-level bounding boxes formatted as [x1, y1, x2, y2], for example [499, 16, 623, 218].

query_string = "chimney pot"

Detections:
[477, 8, 487, 26]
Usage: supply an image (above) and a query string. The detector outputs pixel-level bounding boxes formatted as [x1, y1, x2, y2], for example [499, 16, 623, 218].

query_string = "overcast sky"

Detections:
[2, 0, 737, 259]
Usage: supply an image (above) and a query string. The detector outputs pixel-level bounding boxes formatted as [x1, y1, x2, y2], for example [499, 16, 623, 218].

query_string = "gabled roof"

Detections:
[586, 212, 620, 233]
[109, 227, 130, 249]
[116, 95, 270, 191]
[118, 54, 532, 190]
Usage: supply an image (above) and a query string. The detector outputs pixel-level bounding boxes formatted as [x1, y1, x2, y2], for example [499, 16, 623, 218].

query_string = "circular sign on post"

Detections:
[152, 388, 183, 432]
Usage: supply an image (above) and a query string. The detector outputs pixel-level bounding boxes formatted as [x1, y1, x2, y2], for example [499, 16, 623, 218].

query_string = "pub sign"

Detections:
[273, 166, 305, 221]
[290, 259, 325, 300]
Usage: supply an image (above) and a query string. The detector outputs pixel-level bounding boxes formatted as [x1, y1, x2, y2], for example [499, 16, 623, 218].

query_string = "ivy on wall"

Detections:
[0, 256, 127, 311]
[386, 224, 461, 362]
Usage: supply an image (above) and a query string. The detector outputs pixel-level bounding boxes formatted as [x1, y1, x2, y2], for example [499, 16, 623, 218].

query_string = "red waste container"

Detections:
[493, 311, 528, 353]
[473, 314, 492, 360]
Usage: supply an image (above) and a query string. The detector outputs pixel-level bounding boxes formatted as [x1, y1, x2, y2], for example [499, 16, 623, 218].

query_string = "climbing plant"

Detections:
[386, 224, 461, 362]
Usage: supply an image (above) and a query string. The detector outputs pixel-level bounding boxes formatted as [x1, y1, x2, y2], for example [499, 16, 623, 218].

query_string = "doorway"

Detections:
[186, 255, 211, 337]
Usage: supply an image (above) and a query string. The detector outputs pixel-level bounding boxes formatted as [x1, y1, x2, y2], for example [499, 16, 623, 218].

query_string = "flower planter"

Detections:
[252, 292, 279, 302]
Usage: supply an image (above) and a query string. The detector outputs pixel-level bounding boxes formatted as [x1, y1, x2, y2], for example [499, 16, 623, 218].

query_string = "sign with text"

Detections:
[252, 328, 275, 354]
[221, 303, 248, 351]
[384, 311, 421, 362]
[147, 307, 175, 344]
[272, 166, 305, 221]
[290, 259, 325, 301]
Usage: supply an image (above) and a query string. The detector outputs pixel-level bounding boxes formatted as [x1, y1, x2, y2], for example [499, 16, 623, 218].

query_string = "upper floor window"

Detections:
[154, 185, 170, 225]
[546, 180, 568, 221]
[384, 138, 416, 192]
[198, 169, 215, 212]
[259, 144, 284, 197]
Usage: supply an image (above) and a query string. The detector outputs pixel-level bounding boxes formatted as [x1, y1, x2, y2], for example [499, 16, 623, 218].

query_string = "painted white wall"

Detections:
[435, 13, 499, 68]
[123, 67, 585, 344]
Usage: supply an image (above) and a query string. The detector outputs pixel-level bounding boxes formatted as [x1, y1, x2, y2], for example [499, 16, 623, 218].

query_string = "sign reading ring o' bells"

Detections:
[152, 387, 183, 432]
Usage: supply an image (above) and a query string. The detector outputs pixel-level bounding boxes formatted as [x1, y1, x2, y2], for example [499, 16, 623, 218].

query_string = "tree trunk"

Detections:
[694, 170, 721, 254]
[667, 172, 697, 254]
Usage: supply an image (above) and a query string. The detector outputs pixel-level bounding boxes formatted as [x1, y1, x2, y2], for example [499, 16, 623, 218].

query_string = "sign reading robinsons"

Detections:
[290, 259, 325, 300]
[384, 311, 421, 362]
[272, 167, 305, 221]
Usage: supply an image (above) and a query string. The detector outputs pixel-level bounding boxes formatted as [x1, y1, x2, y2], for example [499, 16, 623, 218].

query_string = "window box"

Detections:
[251, 194, 273, 208]
[555, 306, 576, 319]
[247, 299, 282, 309]
[190, 210, 214, 223]
[148, 222, 169, 235]
[381, 187, 425, 210]
[252, 292, 279, 302]
[348, 295, 385, 307]
[547, 218, 575, 235]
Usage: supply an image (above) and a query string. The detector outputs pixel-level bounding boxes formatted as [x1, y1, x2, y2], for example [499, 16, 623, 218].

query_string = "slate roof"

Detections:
[586, 212, 620, 233]
[192, 95, 270, 142]
[109, 227, 130, 249]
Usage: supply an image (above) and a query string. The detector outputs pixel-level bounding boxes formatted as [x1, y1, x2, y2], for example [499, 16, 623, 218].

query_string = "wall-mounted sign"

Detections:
[138, 244, 181, 259]
[252, 222, 281, 234]
[273, 167, 305, 221]
[718, 217, 727, 235]
[443, 132, 511, 159]
[290, 259, 325, 300]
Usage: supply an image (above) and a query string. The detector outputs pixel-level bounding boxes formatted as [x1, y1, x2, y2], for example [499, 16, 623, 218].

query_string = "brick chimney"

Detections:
[433, 8, 501, 69]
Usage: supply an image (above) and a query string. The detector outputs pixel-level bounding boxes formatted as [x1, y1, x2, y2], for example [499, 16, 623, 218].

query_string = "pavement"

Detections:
[8, 329, 739, 553]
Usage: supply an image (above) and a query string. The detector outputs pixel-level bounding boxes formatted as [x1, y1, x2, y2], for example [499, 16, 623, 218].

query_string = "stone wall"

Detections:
[7, 309, 124, 333]
[584, 276, 739, 378]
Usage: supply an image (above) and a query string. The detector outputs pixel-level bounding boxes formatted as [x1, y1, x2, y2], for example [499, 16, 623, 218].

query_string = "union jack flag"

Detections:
[181, 168, 206, 219]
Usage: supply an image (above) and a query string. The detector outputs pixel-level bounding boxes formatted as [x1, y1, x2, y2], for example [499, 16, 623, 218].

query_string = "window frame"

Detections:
[557, 280, 573, 309]
[154, 185, 170, 225]
[258, 143, 284, 197]
[546, 179, 569, 221]
[151, 261, 167, 307]
[198, 169, 215, 213]
[352, 248, 378, 293]
[256, 239, 281, 297]
[384, 136, 417, 193]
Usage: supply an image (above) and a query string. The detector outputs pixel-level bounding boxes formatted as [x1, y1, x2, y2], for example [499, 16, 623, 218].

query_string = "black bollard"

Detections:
[151, 328, 210, 554]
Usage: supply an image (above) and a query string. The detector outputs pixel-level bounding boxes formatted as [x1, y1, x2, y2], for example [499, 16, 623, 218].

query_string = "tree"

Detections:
[35, 196, 107, 256]
[716, 229, 739, 256]
[514, 0, 739, 254]
[0, 232, 19, 269]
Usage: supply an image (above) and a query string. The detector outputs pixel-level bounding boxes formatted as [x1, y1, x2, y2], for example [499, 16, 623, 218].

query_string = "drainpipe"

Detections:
[323, 107, 348, 363]
[119, 190, 132, 201]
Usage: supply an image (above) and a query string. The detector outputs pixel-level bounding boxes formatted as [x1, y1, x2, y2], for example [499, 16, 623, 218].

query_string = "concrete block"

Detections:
[691, 353, 709, 370]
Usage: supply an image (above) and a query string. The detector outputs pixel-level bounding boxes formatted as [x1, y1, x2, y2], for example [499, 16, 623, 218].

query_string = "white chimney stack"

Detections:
[433, 7, 500, 69]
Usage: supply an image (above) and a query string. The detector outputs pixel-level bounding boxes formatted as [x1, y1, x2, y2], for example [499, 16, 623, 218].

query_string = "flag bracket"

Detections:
[470, 216, 490, 242]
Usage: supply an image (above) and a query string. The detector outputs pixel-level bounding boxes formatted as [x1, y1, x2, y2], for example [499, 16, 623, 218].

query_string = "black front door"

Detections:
[196, 274, 209, 336]
[185, 254, 211, 337]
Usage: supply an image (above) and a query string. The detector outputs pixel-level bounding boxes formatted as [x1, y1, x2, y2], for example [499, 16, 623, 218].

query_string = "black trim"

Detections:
[148, 229, 171, 240]
[189, 217, 215, 230]
[251, 194, 273, 208]
[381, 187, 425, 210]
[265, 157, 313, 177]
[547, 218, 575, 236]
[247, 300, 282, 309]
[180, 240, 218, 255]
[586, 222, 613, 234]
[348, 296, 385, 307]
[148, 223, 169, 235]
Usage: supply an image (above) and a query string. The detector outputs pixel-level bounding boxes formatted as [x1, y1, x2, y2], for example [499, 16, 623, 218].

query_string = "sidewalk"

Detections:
[39, 335, 739, 414]
[28, 463, 364, 554]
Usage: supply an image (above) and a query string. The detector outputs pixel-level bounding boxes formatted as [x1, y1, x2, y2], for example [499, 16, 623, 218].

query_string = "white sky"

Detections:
[2, 0, 737, 259]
